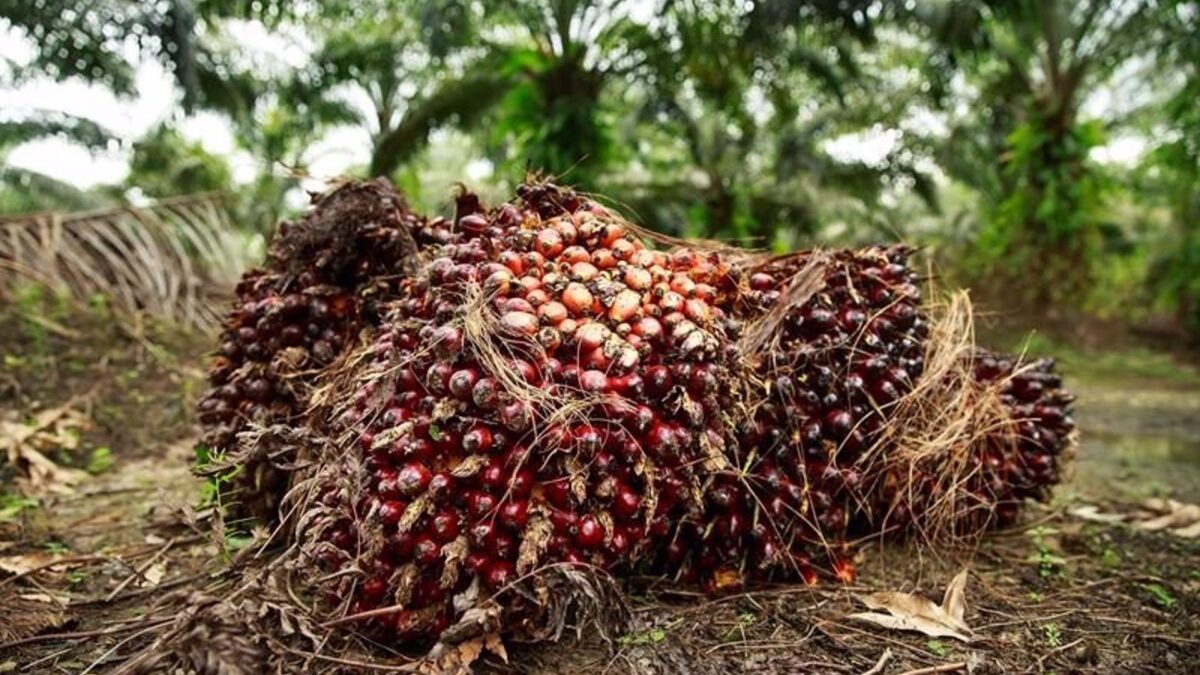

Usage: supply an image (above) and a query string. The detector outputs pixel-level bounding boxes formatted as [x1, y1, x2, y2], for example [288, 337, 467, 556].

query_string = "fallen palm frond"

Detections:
[0, 192, 249, 331]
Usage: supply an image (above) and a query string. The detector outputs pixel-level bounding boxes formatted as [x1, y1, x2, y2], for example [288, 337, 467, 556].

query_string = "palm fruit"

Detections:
[304, 181, 756, 643]
[197, 180, 424, 523]
[722, 252, 1075, 581]
[951, 350, 1075, 526]
[199, 178, 1075, 649]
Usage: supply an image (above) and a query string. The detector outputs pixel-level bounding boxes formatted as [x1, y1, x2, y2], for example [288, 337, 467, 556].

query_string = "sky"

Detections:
[0, 19, 1148, 195]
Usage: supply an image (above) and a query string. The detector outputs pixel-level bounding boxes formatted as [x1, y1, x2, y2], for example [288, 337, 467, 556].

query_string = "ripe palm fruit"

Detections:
[662, 246, 931, 586]
[305, 181, 756, 643]
[197, 180, 425, 522]
[203, 178, 1076, 649]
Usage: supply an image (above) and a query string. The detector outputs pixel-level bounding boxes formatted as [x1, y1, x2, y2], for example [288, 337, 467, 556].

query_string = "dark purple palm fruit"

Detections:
[197, 180, 429, 524]
[853, 348, 1075, 540]
[692, 246, 928, 586]
[717, 248, 1075, 584]
[960, 350, 1075, 528]
[306, 180, 752, 645]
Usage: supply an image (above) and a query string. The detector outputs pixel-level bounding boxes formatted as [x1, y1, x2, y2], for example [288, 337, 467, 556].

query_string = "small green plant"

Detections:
[223, 531, 254, 553]
[721, 612, 759, 641]
[66, 569, 88, 585]
[1042, 622, 1063, 648]
[926, 639, 951, 657]
[194, 443, 241, 508]
[44, 541, 69, 555]
[0, 494, 39, 522]
[1027, 526, 1067, 578]
[88, 292, 110, 313]
[1028, 591, 1045, 604]
[86, 446, 115, 474]
[1140, 583, 1177, 610]
[619, 626, 668, 646]
[1100, 548, 1121, 568]
[13, 284, 49, 345]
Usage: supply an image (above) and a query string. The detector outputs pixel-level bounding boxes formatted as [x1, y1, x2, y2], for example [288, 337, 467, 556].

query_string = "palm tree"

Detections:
[909, 0, 1161, 305]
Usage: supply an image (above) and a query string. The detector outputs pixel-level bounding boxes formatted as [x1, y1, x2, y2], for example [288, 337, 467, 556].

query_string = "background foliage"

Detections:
[1, 0, 1197, 340]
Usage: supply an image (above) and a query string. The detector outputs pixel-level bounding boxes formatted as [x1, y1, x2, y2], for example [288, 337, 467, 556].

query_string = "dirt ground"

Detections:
[1, 304, 1198, 674]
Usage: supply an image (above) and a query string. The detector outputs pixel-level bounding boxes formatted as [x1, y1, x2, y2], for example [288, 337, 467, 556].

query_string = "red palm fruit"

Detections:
[484, 561, 516, 590]
[612, 484, 641, 520]
[379, 500, 407, 526]
[499, 500, 529, 530]
[576, 515, 605, 549]
[396, 463, 431, 496]
[241, 180, 1075, 648]
[463, 425, 495, 454]
[448, 368, 479, 400]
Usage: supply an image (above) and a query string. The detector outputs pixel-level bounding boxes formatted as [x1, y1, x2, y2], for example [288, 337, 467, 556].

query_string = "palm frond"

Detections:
[0, 113, 113, 152]
[0, 193, 247, 330]
[368, 60, 516, 177]
[0, 167, 107, 212]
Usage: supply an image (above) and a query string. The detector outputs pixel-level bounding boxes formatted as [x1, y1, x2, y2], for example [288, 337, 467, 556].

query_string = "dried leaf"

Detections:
[0, 551, 68, 576]
[450, 455, 488, 478]
[849, 569, 974, 642]
[141, 561, 168, 588]
[1136, 499, 1200, 537]
[484, 632, 507, 662]
[399, 493, 432, 534]
[1, 401, 91, 496]
[712, 567, 742, 592]
[440, 537, 469, 589]
[517, 516, 552, 575]
[1069, 505, 1126, 524]
[435, 637, 483, 673]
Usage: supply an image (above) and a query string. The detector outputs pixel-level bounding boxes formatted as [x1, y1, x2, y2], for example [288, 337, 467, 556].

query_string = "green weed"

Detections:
[1139, 583, 1177, 610]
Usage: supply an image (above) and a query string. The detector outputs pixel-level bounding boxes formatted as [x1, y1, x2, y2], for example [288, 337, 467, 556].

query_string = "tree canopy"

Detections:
[1, 0, 1197, 334]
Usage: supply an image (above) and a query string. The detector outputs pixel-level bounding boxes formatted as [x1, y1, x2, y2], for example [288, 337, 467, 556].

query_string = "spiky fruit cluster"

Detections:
[962, 351, 1075, 523]
[659, 247, 931, 586]
[198, 180, 422, 521]
[310, 183, 758, 641]
[199, 178, 1075, 650]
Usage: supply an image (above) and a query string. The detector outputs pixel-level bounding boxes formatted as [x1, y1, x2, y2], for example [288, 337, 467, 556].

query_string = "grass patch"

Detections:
[1007, 333, 1200, 385]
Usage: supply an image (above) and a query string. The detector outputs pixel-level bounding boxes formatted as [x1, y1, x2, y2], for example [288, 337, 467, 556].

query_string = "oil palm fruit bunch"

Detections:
[197, 180, 425, 522]
[303, 182, 754, 641]
[199, 178, 1074, 649]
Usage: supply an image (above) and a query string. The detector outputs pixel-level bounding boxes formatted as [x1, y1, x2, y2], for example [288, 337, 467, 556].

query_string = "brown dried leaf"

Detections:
[1069, 505, 1126, 524]
[370, 423, 411, 451]
[1136, 499, 1200, 537]
[0, 551, 69, 576]
[849, 569, 974, 642]
[392, 564, 418, 606]
[441, 537, 469, 589]
[399, 493, 432, 533]
[517, 516, 552, 575]
[450, 455, 488, 478]
[141, 561, 168, 588]
[1, 402, 91, 496]
[484, 632, 507, 663]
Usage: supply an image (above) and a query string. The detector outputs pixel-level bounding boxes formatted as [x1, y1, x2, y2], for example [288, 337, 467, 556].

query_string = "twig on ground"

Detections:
[105, 537, 176, 601]
[1028, 638, 1084, 674]
[860, 648, 893, 675]
[897, 662, 967, 675]
[0, 618, 171, 651]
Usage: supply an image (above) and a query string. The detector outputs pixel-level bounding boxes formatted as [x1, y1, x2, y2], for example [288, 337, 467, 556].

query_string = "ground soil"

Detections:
[1, 305, 1198, 674]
